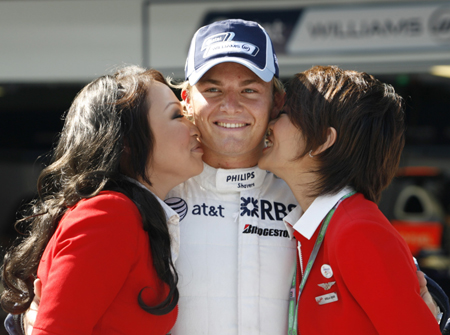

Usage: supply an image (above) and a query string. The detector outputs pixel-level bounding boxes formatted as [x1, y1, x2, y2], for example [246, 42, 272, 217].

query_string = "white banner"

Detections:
[287, 3, 450, 54]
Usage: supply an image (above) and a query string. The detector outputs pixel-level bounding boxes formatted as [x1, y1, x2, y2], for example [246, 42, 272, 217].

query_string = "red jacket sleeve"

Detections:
[33, 192, 143, 335]
[333, 209, 441, 334]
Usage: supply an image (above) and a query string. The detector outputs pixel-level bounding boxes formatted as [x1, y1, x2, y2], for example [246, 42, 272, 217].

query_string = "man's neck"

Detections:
[202, 151, 261, 169]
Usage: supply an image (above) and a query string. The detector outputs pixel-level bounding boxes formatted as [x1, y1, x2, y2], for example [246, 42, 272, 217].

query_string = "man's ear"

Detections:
[181, 89, 193, 116]
[270, 91, 286, 120]
[314, 127, 337, 155]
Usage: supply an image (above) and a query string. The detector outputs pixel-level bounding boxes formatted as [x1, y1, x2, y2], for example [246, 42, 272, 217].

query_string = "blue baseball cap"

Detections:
[185, 19, 279, 85]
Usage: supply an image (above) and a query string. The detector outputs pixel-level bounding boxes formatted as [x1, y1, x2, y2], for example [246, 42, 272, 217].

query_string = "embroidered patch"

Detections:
[318, 281, 336, 290]
[315, 292, 338, 305]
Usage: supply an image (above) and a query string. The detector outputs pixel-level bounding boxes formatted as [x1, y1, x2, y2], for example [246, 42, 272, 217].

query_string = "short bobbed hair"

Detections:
[285, 65, 405, 203]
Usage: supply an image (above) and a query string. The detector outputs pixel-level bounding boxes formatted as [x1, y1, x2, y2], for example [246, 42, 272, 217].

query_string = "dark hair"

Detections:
[1, 66, 178, 315]
[285, 65, 405, 203]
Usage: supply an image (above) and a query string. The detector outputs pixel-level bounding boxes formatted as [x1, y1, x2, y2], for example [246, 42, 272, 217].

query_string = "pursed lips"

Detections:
[191, 142, 203, 153]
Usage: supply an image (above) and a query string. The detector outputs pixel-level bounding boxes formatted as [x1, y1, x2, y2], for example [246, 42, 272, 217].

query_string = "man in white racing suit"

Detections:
[166, 19, 296, 335]
[166, 164, 297, 334]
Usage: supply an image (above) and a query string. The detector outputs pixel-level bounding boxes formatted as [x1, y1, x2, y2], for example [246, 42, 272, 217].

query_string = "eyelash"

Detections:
[204, 88, 256, 93]
[173, 112, 184, 119]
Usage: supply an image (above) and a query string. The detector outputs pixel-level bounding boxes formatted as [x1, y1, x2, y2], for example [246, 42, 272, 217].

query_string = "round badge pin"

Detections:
[321, 264, 333, 278]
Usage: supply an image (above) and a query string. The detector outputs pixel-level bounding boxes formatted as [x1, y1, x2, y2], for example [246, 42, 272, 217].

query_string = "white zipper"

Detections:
[297, 241, 304, 277]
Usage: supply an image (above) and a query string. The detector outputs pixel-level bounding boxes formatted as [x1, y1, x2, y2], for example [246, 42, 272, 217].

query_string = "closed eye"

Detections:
[172, 110, 185, 119]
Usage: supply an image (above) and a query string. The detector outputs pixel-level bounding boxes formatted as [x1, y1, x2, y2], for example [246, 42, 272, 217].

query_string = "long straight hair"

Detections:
[1, 66, 178, 315]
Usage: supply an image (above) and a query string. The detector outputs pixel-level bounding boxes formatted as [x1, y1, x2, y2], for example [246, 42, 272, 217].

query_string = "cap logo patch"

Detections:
[201, 32, 259, 59]
[201, 32, 234, 49]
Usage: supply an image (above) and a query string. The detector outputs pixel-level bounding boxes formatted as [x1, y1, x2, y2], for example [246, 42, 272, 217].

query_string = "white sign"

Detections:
[287, 3, 450, 54]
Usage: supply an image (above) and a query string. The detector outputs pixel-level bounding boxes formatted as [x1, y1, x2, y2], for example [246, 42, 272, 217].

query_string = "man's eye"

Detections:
[206, 88, 220, 93]
[243, 89, 255, 93]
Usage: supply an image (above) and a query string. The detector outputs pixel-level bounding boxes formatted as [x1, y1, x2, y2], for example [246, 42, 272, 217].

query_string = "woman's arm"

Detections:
[32, 193, 141, 335]
[335, 217, 441, 334]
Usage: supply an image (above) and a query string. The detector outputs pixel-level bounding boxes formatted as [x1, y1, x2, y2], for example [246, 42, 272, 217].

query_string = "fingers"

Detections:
[24, 302, 38, 335]
[417, 270, 428, 296]
[417, 270, 439, 319]
[22, 278, 42, 335]
[34, 278, 42, 303]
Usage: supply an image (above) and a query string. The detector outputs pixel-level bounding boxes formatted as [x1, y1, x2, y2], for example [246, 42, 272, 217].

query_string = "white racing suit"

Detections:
[166, 163, 298, 335]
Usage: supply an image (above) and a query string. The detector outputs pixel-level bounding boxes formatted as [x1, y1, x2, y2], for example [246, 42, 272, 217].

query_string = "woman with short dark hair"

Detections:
[259, 65, 441, 334]
[1, 65, 203, 334]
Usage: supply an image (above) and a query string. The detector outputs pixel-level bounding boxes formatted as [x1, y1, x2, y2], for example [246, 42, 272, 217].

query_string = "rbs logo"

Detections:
[240, 197, 296, 221]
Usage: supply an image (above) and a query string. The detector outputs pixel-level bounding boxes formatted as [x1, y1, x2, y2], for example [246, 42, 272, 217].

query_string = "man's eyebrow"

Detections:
[240, 79, 261, 86]
[198, 78, 262, 86]
[197, 78, 222, 85]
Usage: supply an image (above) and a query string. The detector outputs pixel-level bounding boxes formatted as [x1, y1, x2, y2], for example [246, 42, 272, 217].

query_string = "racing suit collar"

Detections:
[194, 163, 268, 193]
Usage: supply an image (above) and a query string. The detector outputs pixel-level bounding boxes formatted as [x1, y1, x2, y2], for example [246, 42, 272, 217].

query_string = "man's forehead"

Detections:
[196, 62, 269, 86]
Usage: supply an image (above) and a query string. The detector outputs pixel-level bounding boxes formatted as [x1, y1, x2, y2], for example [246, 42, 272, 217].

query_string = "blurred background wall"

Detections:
[1, 0, 450, 329]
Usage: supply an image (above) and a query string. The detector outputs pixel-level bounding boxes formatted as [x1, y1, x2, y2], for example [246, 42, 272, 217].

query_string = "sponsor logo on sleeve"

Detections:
[165, 197, 188, 221]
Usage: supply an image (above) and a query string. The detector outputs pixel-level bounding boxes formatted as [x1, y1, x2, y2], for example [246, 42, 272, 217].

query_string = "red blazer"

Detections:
[293, 193, 440, 335]
[33, 191, 177, 335]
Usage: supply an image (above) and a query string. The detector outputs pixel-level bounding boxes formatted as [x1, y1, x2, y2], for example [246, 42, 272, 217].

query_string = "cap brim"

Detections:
[188, 57, 275, 86]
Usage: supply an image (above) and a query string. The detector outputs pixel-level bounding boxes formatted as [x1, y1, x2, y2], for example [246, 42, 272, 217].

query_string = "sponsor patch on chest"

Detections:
[242, 224, 290, 238]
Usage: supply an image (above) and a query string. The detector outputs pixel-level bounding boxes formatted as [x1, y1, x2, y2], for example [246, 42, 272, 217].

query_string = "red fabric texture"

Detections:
[294, 193, 440, 335]
[33, 191, 177, 335]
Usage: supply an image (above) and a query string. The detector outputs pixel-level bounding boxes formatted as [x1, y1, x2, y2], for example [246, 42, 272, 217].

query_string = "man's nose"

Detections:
[220, 92, 241, 114]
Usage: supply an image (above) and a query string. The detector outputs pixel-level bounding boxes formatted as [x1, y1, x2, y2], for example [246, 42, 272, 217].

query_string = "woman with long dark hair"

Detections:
[1, 65, 203, 334]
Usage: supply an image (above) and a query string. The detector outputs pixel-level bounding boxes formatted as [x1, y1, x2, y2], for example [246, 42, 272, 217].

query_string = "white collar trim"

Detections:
[284, 186, 354, 240]
[122, 176, 178, 220]
[121, 176, 180, 262]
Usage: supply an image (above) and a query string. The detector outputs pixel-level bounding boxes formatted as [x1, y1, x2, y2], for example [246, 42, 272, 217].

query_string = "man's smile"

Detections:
[215, 122, 248, 129]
